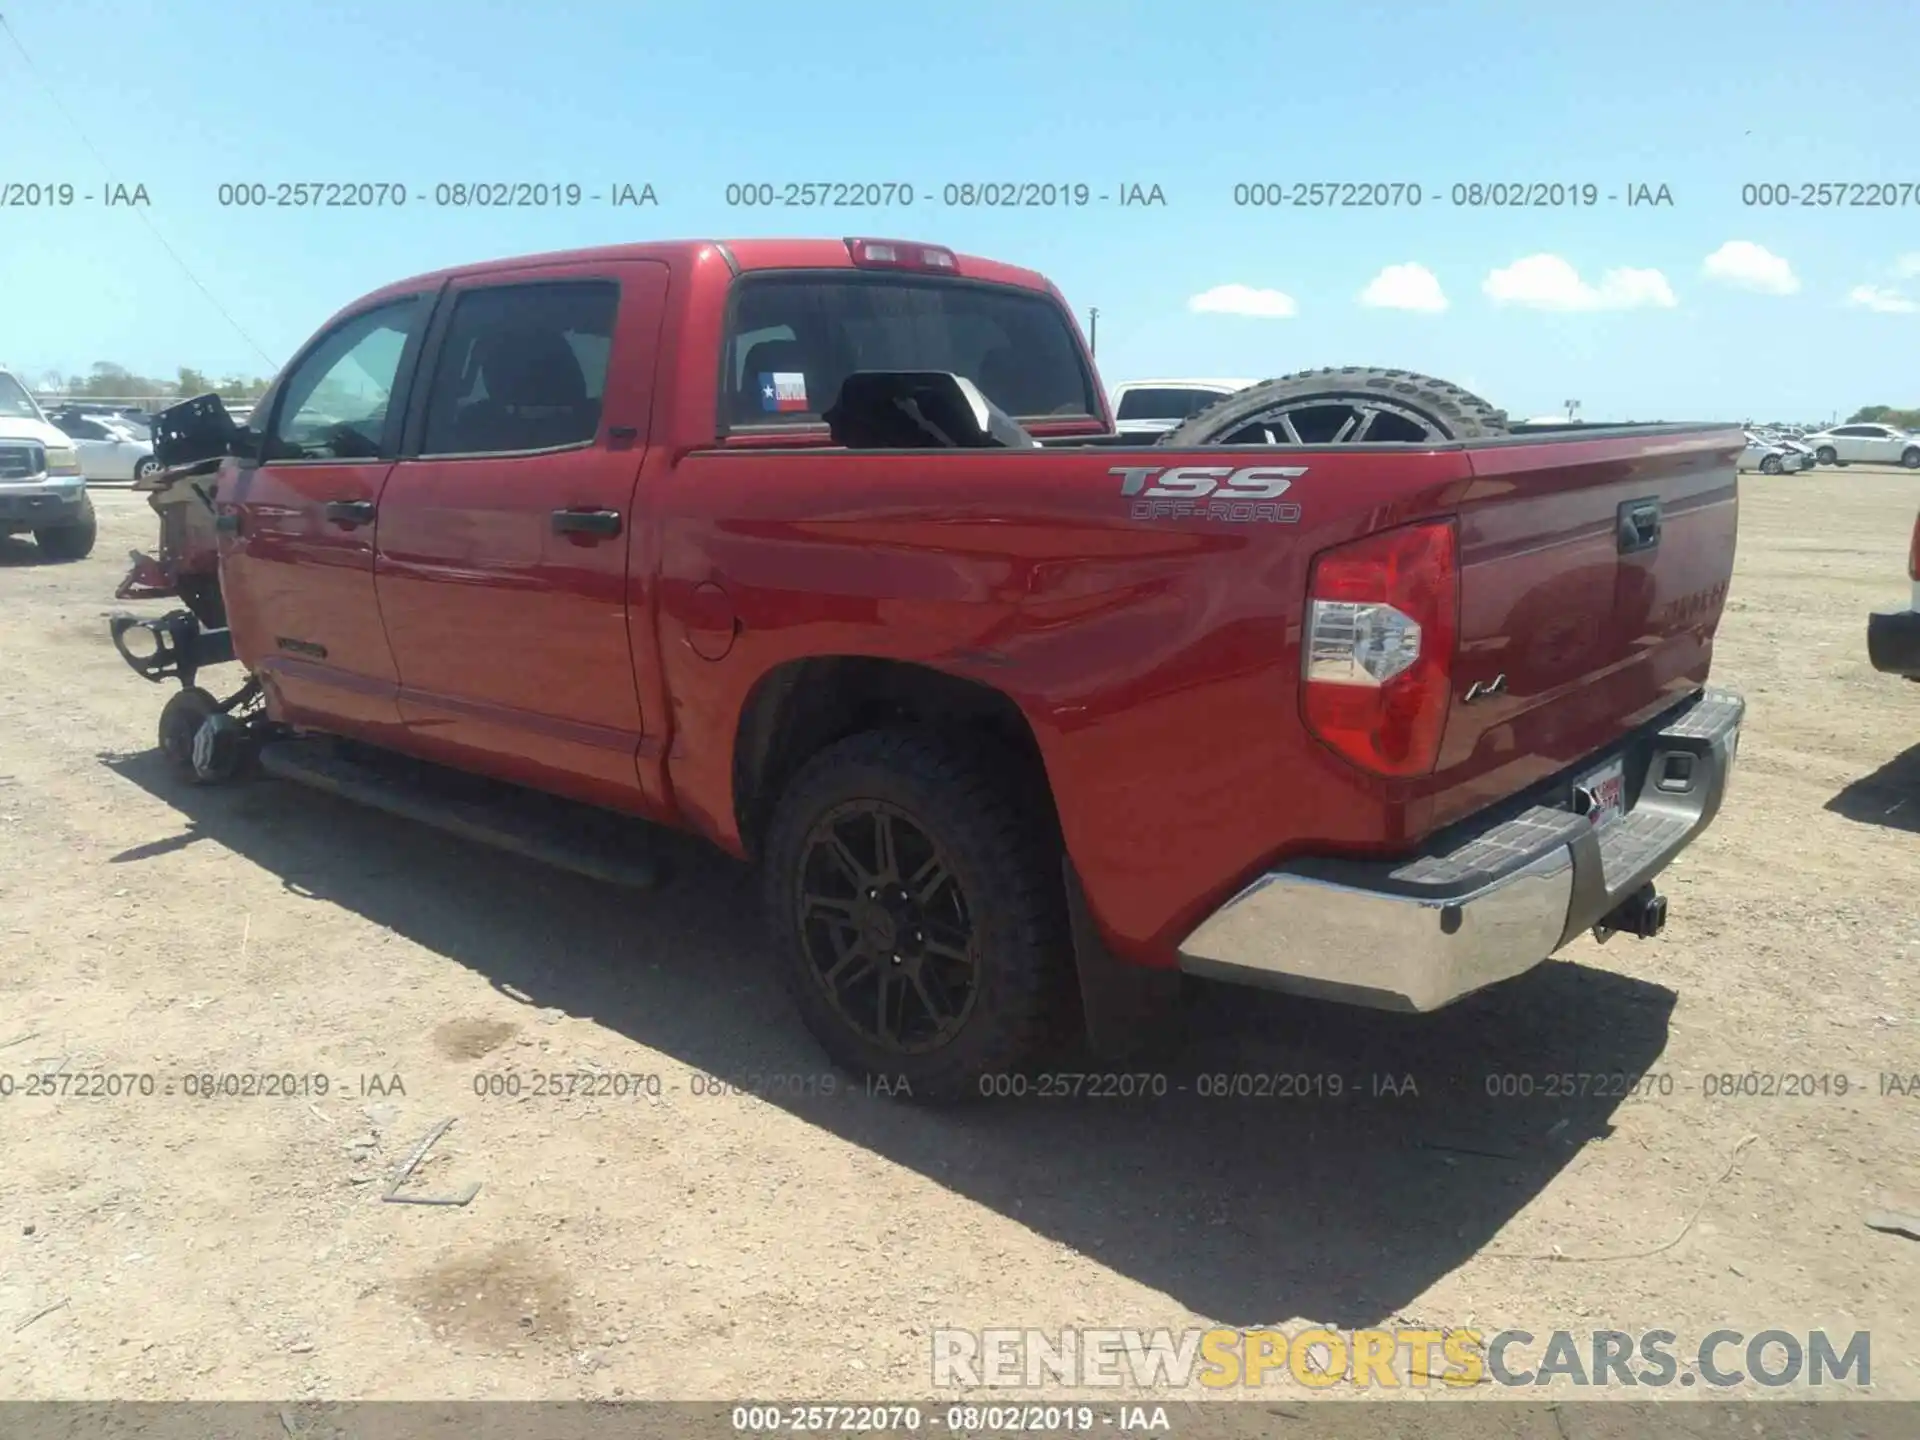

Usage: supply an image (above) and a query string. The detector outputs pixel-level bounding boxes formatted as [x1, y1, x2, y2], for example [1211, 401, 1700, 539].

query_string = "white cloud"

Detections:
[1892, 254, 1920, 279]
[1482, 254, 1677, 311]
[1187, 283, 1298, 318]
[1702, 241, 1799, 294]
[1358, 263, 1448, 312]
[1846, 284, 1918, 314]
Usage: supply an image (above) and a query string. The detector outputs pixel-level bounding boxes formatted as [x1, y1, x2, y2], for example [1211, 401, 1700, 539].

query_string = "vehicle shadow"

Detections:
[103, 748, 1678, 1330]
[0, 535, 56, 566]
[1825, 742, 1920, 835]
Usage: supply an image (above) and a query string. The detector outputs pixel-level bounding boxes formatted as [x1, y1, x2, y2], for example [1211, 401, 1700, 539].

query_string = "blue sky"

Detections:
[2, 0, 1915, 423]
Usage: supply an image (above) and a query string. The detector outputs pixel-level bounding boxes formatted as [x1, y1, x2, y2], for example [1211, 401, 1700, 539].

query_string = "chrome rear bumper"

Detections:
[1176, 688, 1745, 1012]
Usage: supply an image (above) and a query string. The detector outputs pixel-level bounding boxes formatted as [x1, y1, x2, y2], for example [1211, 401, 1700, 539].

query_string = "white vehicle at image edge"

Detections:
[50, 410, 160, 483]
[0, 368, 99, 560]
[1110, 378, 1257, 436]
[1802, 422, 1920, 469]
[1738, 431, 1809, 475]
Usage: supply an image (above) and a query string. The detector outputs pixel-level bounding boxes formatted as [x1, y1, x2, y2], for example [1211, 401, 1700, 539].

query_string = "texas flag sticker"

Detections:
[759, 372, 809, 413]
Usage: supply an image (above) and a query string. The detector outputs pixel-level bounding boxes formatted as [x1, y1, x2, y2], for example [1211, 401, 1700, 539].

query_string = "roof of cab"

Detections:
[355, 239, 1059, 308]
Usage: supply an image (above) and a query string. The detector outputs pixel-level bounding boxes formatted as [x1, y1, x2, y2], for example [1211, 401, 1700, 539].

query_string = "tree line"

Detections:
[30, 362, 273, 403]
[1846, 405, 1920, 430]
[24, 362, 1920, 430]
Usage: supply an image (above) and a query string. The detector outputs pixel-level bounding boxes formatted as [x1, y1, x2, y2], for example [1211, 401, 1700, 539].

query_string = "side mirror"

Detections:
[823, 371, 1039, 450]
[151, 392, 239, 469]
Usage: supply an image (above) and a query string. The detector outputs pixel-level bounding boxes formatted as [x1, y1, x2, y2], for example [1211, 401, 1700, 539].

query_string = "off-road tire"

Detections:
[761, 728, 1075, 1104]
[1157, 366, 1510, 448]
[33, 495, 98, 561]
[158, 687, 221, 783]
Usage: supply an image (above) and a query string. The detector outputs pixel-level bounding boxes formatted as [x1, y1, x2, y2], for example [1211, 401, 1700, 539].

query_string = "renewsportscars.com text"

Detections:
[931, 1327, 1871, 1391]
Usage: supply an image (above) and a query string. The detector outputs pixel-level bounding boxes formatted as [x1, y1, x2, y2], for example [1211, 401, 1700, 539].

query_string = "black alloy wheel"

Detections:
[795, 798, 980, 1053]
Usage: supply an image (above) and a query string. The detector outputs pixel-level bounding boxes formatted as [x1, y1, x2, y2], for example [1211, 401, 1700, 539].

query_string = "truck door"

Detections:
[221, 294, 433, 739]
[372, 261, 670, 809]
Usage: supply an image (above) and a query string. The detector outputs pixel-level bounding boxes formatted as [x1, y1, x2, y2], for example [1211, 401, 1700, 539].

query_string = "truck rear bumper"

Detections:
[1868, 609, 1920, 678]
[1175, 687, 1745, 1012]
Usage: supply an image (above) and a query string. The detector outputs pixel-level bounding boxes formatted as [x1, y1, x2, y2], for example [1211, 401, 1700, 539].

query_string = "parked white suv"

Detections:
[0, 369, 98, 559]
[1803, 423, 1920, 469]
[1110, 378, 1256, 436]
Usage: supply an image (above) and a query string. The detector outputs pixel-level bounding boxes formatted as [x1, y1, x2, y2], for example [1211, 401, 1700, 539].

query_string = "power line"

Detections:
[0, 10, 279, 372]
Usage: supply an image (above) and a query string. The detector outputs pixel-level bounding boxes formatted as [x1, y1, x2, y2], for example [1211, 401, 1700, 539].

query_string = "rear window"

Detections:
[720, 274, 1097, 427]
[1115, 386, 1225, 421]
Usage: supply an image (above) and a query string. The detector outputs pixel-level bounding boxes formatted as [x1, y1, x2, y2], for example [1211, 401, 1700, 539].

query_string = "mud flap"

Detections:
[1064, 858, 1187, 1062]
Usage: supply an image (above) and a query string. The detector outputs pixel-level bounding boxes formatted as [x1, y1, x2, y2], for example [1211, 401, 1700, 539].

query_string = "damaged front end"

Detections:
[112, 454, 227, 627]
[109, 453, 233, 689]
[109, 609, 236, 687]
[109, 392, 248, 681]
[109, 393, 278, 784]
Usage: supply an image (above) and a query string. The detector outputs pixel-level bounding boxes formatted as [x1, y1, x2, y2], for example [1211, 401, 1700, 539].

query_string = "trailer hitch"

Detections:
[1592, 883, 1668, 944]
[109, 610, 235, 689]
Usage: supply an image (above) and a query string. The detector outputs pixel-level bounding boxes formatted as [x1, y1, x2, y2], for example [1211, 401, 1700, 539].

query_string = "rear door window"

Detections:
[720, 275, 1097, 428]
[419, 281, 620, 457]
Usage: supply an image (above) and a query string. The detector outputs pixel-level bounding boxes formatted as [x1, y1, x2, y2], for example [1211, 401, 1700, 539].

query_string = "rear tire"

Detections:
[1158, 366, 1510, 448]
[760, 729, 1074, 1104]
[1760, 454, 1782, 475]
[158, 687, 221, 783]
[33, 495, 97, 561]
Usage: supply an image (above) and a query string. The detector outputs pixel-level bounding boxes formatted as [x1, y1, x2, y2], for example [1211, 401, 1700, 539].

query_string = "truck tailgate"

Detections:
[1416, 428, 1741, 835]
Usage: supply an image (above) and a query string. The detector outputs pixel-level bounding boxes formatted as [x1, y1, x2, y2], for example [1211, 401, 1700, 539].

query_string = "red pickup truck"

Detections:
[111, 236, 1747, 1102]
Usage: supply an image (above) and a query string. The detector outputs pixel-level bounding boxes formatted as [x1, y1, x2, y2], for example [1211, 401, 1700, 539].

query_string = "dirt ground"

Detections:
[1, 471, 1917, 1406]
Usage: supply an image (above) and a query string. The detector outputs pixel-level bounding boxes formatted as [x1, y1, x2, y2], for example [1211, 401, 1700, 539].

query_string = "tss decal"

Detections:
[1110, 465, 1306, 523]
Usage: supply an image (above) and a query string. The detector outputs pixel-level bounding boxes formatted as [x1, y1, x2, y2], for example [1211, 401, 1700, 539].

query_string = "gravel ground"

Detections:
[0, 472, 1916, 1405]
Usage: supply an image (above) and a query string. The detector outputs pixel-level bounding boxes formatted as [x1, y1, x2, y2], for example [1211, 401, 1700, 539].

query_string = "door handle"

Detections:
[323, 499, 376, 527]
[1616, 498, 1661, 555]
[551, 508, 622, 538]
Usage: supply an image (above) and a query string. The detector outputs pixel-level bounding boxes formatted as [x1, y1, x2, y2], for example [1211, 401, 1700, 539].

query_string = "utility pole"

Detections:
[1088, 308, 1099, 358]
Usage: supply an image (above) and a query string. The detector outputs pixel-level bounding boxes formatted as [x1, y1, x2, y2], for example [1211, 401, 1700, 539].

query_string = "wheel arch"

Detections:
[731, 655, 1059, 865]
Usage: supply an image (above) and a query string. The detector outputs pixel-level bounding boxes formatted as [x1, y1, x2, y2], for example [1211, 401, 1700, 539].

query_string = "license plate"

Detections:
[1575, 757, 1626, 828]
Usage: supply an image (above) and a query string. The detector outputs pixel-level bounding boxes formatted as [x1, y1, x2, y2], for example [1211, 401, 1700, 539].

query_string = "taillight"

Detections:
[1908, 511, 1920, 582]
[845, 237, 959, 273]
[1302, 519, 1459, 778]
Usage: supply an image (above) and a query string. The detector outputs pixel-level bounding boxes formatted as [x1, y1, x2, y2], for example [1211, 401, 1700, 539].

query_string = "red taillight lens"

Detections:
[1302, 519, 1459, 778]
[1908, 511, 1920, 582]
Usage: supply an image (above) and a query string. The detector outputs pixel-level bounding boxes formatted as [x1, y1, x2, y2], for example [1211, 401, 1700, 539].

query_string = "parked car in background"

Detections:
[1109, 377, 1255, 436]
[0, 368, 96, 558]
[1803, 423, 1920, 469]
[1867, 507, 1920, 682]
[1752, 429, 1816, 470]
[50, 410, 160, 482]
[111, 409, 154, 441]
[1739, 431, 1806, 475]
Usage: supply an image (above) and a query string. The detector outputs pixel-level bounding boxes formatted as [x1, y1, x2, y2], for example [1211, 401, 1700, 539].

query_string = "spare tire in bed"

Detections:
[1156, 366, 1510, 447]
